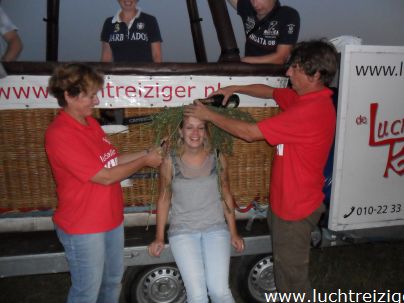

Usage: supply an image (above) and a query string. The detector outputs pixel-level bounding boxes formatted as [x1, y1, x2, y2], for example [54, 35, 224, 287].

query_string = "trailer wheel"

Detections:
[238, 254, 277, 303]
[130, 264, 186, 303]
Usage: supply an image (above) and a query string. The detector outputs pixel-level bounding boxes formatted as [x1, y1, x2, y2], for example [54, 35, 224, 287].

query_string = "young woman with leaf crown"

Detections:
[148, 115, 244, 303]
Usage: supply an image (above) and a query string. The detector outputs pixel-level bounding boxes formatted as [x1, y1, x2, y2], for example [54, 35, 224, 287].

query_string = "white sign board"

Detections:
[329, 45, 404, 231]
[0, 75, 287, 110]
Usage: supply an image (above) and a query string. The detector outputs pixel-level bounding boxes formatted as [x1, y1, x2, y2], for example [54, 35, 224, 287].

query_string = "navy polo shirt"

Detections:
[238, 0, 300, 57]
[101, 12, 162, 62]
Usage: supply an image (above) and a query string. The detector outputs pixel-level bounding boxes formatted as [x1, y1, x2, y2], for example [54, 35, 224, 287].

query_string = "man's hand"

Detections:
[184, 101, 214, 121]
[207, 85, 238, 106]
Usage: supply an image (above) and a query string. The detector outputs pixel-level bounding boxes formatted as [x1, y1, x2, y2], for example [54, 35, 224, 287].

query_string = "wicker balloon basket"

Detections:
[0, 107, 279, 213]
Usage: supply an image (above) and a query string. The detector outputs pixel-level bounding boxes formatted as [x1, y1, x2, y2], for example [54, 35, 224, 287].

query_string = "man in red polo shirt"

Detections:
[184, 39, 338, 297]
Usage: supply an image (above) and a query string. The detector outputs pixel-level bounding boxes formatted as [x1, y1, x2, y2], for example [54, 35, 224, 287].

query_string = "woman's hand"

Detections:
[231, 234, 245, 253]
[144, 147, 164, 168]
[148, 239, 165, 257]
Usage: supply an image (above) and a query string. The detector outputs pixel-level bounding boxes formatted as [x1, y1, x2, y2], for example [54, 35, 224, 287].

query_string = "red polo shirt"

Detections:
[45, 111, 124, 234]
[258, 88, 336, 220]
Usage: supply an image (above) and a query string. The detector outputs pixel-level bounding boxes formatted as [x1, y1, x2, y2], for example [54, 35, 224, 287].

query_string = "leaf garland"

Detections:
[149, 105, 256, 155]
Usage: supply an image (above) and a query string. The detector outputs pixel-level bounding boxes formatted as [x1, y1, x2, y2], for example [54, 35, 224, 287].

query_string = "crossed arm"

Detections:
[1, 30, 23, 61]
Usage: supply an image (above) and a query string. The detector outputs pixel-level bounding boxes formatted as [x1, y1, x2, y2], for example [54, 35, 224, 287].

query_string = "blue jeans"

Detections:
[55, 223, 124, 303]
[169, 228, 235, 303]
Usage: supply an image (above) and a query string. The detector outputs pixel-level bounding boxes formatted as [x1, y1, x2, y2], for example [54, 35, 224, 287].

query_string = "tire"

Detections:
[238, 254, 277, 303]
[130, 264, 186, 303]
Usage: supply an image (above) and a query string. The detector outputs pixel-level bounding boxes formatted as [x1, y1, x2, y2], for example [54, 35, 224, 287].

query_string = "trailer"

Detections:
[1, 45, 404, 303]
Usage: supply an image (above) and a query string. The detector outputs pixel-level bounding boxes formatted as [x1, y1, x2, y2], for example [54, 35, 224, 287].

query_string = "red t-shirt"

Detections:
[257, 88, 336, 220]
[45, 111, 124, 234]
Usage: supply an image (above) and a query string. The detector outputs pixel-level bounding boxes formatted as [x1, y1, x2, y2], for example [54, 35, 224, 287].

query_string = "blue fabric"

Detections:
[322, 86, 338, 206]
[169, 228, 235, 303]
[55, 224, 124, 303]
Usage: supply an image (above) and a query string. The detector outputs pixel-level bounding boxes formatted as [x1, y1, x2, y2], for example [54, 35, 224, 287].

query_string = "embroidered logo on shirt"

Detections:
[114, 23, 120, 33]
[263, 21, 279, 37]
[100, 148, 116, 162]
[245, 17, 255, 33]
[137, 22, 145, 30]
[109, 33, 124, 42]
[105, 157, 118, 168]
[287, 24, 296, 35]
[249, 34, 276, 46]
[100, 148, 118, 168]
[129, 32, 148, 42]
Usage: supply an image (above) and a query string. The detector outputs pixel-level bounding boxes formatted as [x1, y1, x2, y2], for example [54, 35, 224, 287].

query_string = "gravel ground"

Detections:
[0, 240, 403, 303]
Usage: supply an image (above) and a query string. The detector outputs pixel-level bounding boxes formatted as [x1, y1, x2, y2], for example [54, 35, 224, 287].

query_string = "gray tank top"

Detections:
[168, 152, 227, 237]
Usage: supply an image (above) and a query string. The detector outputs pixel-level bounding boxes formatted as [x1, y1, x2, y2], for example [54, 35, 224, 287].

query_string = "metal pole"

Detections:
[186, 0, 208, 63]
[44, 0, 60, 61]
[207, 0, 240, 62]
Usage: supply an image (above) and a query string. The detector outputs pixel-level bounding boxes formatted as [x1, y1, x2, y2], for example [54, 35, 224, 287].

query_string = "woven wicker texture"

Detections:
[0, 109, 59, 212]
[0, 107, 279, 212]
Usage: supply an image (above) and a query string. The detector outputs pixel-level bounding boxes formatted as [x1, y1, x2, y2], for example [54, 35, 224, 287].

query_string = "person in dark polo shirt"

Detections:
[227, 0, 299, 64]
[100, 0, 163, 126]
[100, 0, 162, 62]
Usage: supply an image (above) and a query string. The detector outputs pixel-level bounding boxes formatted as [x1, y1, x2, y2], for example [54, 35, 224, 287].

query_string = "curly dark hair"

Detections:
[287, 39, 338, 86]
[48, 63, 104, 107]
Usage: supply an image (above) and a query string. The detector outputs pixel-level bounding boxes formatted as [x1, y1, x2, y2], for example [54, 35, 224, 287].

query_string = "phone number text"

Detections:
[343, 204, 402, 218]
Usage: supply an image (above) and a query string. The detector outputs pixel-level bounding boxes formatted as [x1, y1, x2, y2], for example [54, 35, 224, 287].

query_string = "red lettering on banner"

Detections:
[174, 86, 186, 98]
[143, 85, 154, 98]
[100, 82, 198, 102]
[369, 102, 404, 177]
[125, 86, 136, 97]
[0, 86, 49, 99]
[204, 83, 222, 97]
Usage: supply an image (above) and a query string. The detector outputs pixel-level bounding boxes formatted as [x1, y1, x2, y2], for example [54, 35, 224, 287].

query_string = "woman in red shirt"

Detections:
[45, 63, 163, 303]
